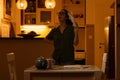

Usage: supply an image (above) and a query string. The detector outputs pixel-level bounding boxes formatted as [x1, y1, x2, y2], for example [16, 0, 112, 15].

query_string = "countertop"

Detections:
[24, 65, 100, 73]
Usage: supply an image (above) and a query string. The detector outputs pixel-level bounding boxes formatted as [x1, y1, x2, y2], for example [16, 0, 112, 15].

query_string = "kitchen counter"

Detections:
[24, 65, 101, 80]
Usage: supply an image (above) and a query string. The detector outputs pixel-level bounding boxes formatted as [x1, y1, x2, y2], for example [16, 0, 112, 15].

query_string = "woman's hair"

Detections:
[62, 9, 73, 25]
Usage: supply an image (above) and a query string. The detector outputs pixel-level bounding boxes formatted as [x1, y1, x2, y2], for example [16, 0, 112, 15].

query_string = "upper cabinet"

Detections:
[23, 0, 36, 24]
[54, 0, 86, 27]
[62, 0, 85, 27]
[22, 0, 55, 26]
[22, 0, 85, 27]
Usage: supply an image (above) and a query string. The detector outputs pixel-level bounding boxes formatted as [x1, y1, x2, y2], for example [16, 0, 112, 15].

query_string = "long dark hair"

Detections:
[63, 9, 73, 25]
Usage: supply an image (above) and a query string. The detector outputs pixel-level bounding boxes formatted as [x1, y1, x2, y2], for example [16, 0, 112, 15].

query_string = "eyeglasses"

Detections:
[58, 12, 65, 15]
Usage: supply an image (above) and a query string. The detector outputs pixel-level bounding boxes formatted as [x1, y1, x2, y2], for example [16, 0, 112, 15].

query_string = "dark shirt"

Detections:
[46, 25, 75, 65]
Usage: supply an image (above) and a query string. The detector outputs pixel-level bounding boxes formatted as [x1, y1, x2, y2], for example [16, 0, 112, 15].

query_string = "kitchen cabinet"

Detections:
[23, 0, 36, 24]
[62, 0, 86, 27]
[22, 0, 55, 26]
[36, 8, 55, 26]
[54, 0, 86, 27]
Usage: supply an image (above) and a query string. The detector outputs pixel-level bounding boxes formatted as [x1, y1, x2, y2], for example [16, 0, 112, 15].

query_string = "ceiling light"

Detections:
[45, 0, 56, 9]
[16, 0, 28, 10]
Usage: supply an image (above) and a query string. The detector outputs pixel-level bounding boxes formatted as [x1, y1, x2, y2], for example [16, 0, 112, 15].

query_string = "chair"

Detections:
[6, 52, 17, 80]
[101, 53, 108, 80]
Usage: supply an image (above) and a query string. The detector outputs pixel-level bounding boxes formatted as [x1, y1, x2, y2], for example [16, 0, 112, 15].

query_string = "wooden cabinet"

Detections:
[36, 8, 55, 26]
[22, 0, 55, 26]
[23, 0, 36, 24]
[54, 0, 86, 27]
[62, 0, 86, 27]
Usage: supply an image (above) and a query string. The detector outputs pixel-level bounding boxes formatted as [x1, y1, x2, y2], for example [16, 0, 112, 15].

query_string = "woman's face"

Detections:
[58, 9, 67, 22]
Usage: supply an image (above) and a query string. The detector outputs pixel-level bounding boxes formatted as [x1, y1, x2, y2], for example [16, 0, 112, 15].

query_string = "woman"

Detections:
[46, 9, 79, 65]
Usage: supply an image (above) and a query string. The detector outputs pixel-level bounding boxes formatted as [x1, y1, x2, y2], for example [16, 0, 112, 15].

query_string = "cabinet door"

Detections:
[22, 0, 36, 24]
[24, 14, 36, 24]
[36, 0, 55, 26]
[36, 8, 55, 26]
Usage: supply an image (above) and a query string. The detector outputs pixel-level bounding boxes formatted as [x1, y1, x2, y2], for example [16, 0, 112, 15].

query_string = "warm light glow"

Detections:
[20, 25, 51, 38]
[45, 0, 56, 9]
[16, 0, 28, 10]
[104, 27, 109, 31]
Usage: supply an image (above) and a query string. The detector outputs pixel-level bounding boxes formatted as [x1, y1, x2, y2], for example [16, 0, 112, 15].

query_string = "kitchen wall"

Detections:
[0, 0, 4, 19]
[86, 0, 114, 68]
[0, 0, 20, 37]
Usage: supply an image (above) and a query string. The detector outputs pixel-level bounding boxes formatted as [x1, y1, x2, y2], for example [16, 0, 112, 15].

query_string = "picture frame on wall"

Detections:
[4, 0, 11, 19]
[40, 11, 51, 22]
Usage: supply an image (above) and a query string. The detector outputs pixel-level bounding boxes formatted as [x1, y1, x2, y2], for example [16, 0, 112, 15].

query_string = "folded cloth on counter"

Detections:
[63, 65, 81, 69]
[63, 65, 92, 69]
